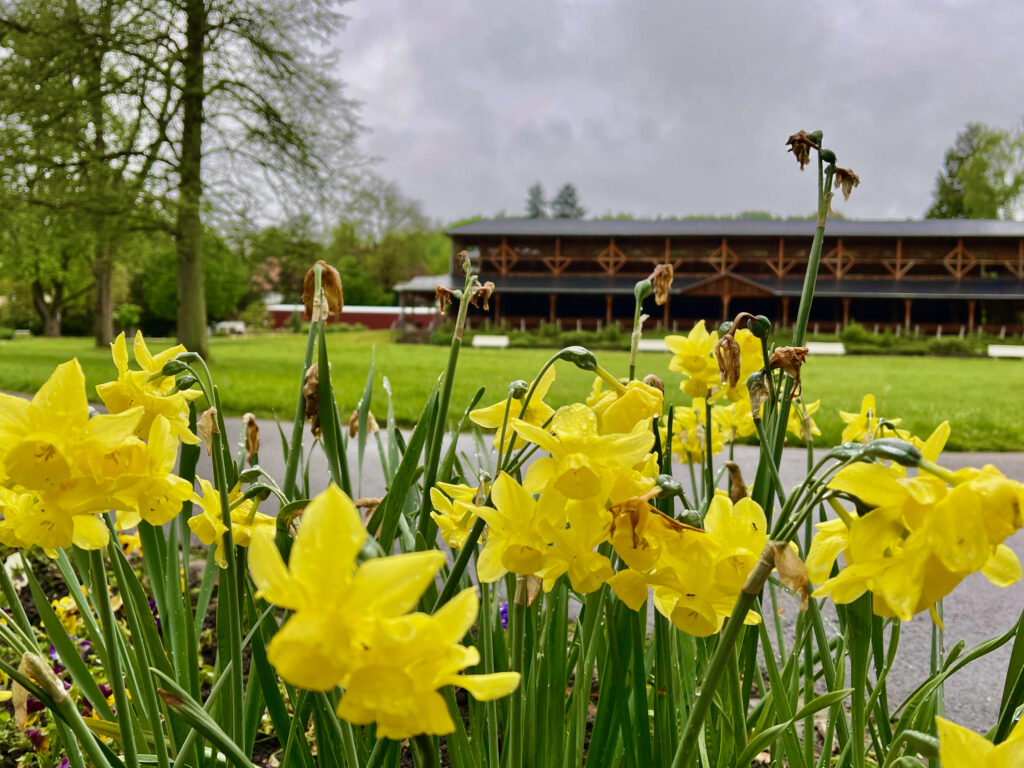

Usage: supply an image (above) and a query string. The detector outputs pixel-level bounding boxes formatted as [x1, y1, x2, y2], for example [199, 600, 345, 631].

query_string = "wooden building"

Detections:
[395, 219, 1024, 333]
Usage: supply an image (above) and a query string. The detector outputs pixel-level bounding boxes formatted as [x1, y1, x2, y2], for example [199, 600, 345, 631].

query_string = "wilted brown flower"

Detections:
[834, 167, 860, 201]
[301, 260, 344, 321]
[302, 363, 322, 438]
[647, 263, 674, 306]
[725, 461, 747, 503]
[714, 334, 742, 388]
[436, 285, 458, 314]
[748, 373, 770, 414]
[771, 541, 809, 611]
[769, 346, 809, 398]
[469, 280, 496, 311]
[243, 413, 259, 464]
[197, 407, 219, 456]
[348, 409, 380, 439]
[642, 373, 665, 395]
[785, 130, 819, 171]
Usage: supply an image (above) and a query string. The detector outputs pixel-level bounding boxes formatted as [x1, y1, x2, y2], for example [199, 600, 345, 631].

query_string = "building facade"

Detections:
[395, 219, 1024, 333]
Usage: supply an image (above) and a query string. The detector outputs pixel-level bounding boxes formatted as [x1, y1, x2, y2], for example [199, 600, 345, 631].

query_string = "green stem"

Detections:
[90, 549, 139, 768]
[507, 579, 527, 768]
[283, 320, 320, 499]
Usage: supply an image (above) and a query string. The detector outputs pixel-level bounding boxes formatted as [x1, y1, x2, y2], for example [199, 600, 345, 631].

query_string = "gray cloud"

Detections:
[336, 0, 1024, 222]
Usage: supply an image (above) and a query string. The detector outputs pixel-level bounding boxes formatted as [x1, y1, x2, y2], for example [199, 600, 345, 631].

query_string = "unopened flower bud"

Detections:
[677, 509, 702, 529]
[863, 438, 922, 467]
[820, 148, 837, 165]
[170, 374, 199, 394]
[557, 346, 598, 371]
[655, 474, 683, 499]
[748, 315, 772, 339]
[160, 359, 188, 377]
[508, 380, 529, 399]
[243, 413, 259, 464]
[633, 278, 653, 303]
[715, 334, 742, 388]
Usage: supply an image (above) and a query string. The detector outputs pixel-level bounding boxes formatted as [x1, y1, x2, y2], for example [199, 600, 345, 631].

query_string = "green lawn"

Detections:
[2, 332, 1022, 451]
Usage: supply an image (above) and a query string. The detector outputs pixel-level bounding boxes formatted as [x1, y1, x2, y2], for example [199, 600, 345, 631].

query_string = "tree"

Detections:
[525, 182, 547, 218]
[166, 0, 363, 358]
[926, 123, 1024, 219]
[551, 183, 586, 219]
[247, 218, 326, 303]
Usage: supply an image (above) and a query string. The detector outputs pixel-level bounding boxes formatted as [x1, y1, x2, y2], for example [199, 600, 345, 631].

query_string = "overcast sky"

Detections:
[335, 1, 1024, 223]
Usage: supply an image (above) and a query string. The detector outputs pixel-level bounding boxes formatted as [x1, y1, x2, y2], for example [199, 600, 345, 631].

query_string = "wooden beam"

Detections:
[542, 236, 572, 275]
[967, 298, 976, 332]
[842, 297, 851, 327]
[549, 293, 556, 324]
[494, 293, 502, 324]
[605, 294, 613, 326]
[781, 296, 790, 327]
[767, 237, 798, 277]
[904, 298, 912, 332]
[942, 238, 976, 280]
[721, 294, 731, 322]
[597, 237, 627, 274]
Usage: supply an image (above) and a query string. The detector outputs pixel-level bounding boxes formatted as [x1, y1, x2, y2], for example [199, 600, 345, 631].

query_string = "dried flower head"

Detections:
[436, 285, 458, 314]
[243, 413, 259, 464]
[197, 407, 219, 456]
[301, 260, 344, 322]
[469, 280, 496, 311]
[725, 461, 747, 503]
[748, 372, 770, 414]
[348, 409, 380, 439]
[714, 334, 742, 388]
[785, 130, 819, 171]
[647, 263, 674, 306]
[834, 167, 860, 201]
[302, 363, 322, 439]
[642, 373, 665, 396]
[769, 346, 809, 398]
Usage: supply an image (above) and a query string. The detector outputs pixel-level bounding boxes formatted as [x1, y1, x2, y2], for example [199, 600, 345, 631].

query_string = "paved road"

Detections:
[198, 417, 1024, 732]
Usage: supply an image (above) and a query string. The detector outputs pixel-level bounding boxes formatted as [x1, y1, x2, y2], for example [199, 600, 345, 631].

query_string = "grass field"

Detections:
[2, 331, 1022, 451]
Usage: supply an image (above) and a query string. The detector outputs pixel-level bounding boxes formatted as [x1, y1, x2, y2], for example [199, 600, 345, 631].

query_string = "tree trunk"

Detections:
[94, 239, 115, 346]
[32, 281, 63, 337]
[175, 0, 208, 358]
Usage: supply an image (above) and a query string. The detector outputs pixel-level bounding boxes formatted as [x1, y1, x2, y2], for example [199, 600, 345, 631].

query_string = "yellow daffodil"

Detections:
[430, 482, 491, 549]
[0, 485, 110, 555]
[665, 320, 722, 398]
[476, 473, 561, 582]
[119, 531, 143, 557]
[469, 366, 556, 451]
[514, 404, 655, 502]
[936, 714, 1024, 767]
[669, 401, 725, 465]
[188, 478, 274, 568]
[588, 379, 664, 434]
[715, 399, 755, 442]
[0, 359, 142, 491]
[787, 399, 821, 442]
[249, 484, 519, 738]
[811, 458, 1024, 621]
[838, 394, 909, 444]
[536, 496, 613, 594]
[96, 331, 202, 446]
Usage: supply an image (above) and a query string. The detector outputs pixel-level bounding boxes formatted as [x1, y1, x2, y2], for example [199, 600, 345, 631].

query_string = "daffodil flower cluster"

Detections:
[807, 422, 1024, 621]
[606, 493, 768, 636]
[248, 485, 520, 739]
[665, 321, 764, 402]
[0, 359, 193, 554]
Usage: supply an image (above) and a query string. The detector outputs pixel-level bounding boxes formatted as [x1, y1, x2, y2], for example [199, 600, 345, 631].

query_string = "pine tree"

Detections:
[551, 183, 586, 219]
[525, 182, 548, 218]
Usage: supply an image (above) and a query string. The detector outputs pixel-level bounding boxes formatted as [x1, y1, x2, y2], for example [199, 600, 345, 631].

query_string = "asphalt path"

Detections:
[197, 417, 1024, 732]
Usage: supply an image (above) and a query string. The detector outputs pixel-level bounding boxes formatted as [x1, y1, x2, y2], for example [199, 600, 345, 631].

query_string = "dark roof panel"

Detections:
[447, 218, 1024, 239]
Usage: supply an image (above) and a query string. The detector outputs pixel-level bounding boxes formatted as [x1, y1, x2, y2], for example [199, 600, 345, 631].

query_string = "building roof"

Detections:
[447, 218, 1024, 239]
[396, 273, 1024, 301]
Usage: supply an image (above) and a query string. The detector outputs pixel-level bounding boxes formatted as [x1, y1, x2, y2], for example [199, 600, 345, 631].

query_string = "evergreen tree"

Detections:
[525, 182, 548, 218]
[551, 183, 586, 219]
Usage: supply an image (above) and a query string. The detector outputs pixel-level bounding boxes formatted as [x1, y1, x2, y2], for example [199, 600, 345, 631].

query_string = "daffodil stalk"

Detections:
[416, 253, 477, 544]
[629, 278, 653, 381]
[282, 279, 321, 499]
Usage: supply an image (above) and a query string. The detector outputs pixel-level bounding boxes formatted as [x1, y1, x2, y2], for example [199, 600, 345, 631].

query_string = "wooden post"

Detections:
[967, 298, 976, 332]
[781, 297, 790, 327]
[549, 293, 556, 324]
[494, 293, 502, 325]
[663, 295, 670, 327]
[721, 294, 731, 322]
[903, 298, 912, 332]
[605, 294, 613, 326]
[842, 297, 851, 327]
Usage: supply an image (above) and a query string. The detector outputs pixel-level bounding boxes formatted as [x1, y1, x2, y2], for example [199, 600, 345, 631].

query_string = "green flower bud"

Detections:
[633, 279, 653, 302]
[748, 315, 772, 339]
[655, 474, 684, 499]
[678, 509, 703, 529]
[508, 380, 529, 399]
[238, 466, 266, 484]
[160, 359, 188, 377]
[820, 148, 837, 165]
[558, 346, 598, 371]
[863, 438, 922, 467]
[807, 130, 823, 145]
[170, 374, 199, 393]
